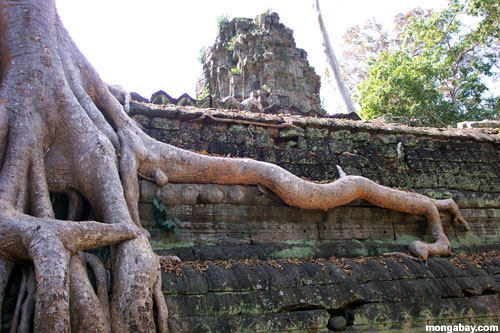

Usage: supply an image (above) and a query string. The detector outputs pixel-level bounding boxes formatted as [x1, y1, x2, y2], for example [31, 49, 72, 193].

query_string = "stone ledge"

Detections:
[140, 182, 500, 250]
[131, 101, 500, 191]
[162, 252, 500, 332]
[458, 120, 500, 129]
[130, 102, 500, 143]
[140, 181, 500, 209]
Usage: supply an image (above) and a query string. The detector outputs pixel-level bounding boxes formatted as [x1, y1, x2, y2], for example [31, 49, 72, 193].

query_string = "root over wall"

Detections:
[132, 101, 500, 331]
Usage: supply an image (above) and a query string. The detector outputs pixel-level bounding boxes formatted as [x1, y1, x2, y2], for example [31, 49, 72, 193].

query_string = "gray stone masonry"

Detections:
[129, 101, 500, 331]
[196, 12, 325, 117]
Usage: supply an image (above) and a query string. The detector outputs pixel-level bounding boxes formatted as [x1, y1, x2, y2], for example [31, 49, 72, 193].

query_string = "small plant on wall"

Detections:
[198, 46, 207, 64]
[216, 14, 229, 31]
[197, 83, 211, 100]
[230, 67, 242, 76]
[152, 197, 180, 236]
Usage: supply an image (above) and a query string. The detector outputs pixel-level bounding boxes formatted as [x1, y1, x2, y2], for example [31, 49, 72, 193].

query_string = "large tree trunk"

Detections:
[0, 0, 469, 331]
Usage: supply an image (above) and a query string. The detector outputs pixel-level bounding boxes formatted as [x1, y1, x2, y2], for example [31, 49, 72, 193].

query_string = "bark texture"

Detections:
[0, 0, 469, 331]
[313, 0, 358, 114]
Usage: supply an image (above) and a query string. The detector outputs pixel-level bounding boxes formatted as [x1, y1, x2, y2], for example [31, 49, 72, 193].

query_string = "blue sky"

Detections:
[57, 0, 448, 111]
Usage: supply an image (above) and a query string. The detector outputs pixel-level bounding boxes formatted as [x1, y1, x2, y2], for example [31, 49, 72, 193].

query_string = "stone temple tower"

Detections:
[196, 12, 325, 117]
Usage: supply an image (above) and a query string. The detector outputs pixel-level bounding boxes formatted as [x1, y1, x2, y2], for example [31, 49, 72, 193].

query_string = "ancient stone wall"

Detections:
[196, 12, 324, 116]
[162, 254, 500, 332]
[129, 101, 500, 331]
[131, 101, 500, 195]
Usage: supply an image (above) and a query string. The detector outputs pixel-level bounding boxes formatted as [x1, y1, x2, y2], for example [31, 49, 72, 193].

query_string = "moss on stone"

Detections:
[450, 231, 499, 247]
[151, 117, 180, 130]
[330, 130, 352, 140]
[352, 132, 372, 142]
[150, 240, 195, 250]
[279, 127, 304, 139]
[270, 246, 317, 259]
[305, 127, 328, 139]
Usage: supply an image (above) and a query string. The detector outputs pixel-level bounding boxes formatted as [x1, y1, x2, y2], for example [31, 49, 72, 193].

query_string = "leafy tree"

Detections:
[339, 9, 432, 97]
[345, 0, 499, 126]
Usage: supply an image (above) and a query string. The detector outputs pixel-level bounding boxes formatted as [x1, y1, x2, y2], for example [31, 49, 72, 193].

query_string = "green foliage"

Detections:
[225, 34, 242, 52]
[152, 198, 180, 236]
[252, 29, 262, 38]
[353, 0, 499, 126]
[217, 14, 230, 31]
[358, 51, 456, 125]
[230, 67, 242, 76]
[198, 46, 206, 64]
[197, 83, 211, 100]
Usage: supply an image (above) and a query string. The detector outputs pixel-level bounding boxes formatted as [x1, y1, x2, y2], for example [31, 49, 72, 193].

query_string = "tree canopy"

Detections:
[341, 0, 499, 126]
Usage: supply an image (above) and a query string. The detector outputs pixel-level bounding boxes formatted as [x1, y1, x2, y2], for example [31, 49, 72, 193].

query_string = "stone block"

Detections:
[139, 180, 161, 202]
[160, 183, 182, 205]
[349, 295, 500, 330]
[138, 203, 154, 222]
[179, 184, 200, 205]
[190, 204, 215, 223]
[168, 310, 330, 332]
[198, 184, 227, 204]
[305, 127, 329, 139]
[279, 127, 304, 139]
[162, 265, 209, 295]
[248, 220, 319, 244]
[227, 185, 253, 205]
[151, 117, 180, 130]
[131, 114, 151, 128]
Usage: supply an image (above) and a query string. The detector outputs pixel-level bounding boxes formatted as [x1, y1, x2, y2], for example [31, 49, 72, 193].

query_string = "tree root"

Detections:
[69, 254, 108, 332]
[8, 265, 36, 333]
[83, 252, 111, 325]
[190, 113, 298, 129]
[0, 256, 14, 329]
[127, 133, 468, 260]
[153, 267, 169, 333]
[10, 266, 28, 333]
[18, 266, 35, 333]
[66, 191, 84, 221]
[0, 212, 136, 332]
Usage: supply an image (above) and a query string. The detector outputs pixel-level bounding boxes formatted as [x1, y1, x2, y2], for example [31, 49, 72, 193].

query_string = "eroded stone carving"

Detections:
[196, 12, 326, 117]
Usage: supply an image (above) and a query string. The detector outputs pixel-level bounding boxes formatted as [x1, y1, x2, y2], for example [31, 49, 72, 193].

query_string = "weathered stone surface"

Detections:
[130, 102, 500, 331]
[458, 119, 500, 128]
[196, 12, 325, 117]
[132, 102, 500, 196]
[163, 256, 500, 331]
[328, 316, 347, 331]
[220, 96, 241, 110]
[141, 182, 500, 251]
[168, 310, 330, 333]
[350, 295, 500, 330]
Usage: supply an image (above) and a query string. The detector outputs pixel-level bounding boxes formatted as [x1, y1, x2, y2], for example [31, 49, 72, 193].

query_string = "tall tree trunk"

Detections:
[0, 0, 468, 331]
[313, 0, 359, 114]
